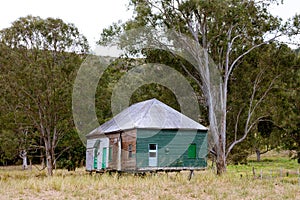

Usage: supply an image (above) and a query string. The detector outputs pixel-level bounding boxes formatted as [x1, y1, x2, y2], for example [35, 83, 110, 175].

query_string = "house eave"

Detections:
[136, 127, 208, 131]
[86, 126, 208, 140]
[86, 128, 136, 139]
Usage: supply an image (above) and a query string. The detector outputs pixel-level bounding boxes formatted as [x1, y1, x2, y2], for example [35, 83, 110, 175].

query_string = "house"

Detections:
[86, 98, 208, 172]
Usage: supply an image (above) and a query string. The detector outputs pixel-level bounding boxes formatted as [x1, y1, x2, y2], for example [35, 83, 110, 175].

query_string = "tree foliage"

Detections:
[226, 42, 298, 163]
[0, 16, 89, 175]
[99, 0, 300, 174]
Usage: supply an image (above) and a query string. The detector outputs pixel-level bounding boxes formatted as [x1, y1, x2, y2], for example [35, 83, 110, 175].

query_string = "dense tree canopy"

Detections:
[99, 0, 300, 174]
[0, 1, 299, 176]
[0, 16, 89, 175]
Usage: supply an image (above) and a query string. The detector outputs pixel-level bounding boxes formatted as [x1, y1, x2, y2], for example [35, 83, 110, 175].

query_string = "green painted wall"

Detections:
[136, 129, 207, 168]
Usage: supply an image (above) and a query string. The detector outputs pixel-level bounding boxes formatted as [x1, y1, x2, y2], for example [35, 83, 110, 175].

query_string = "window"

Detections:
[149, 152, 156, 157]
[188, 143, 196, 159]
[128, 144, 133, 158]
[149, 144, 157, 150]
[108, 147, 113, 162]
[149, 144, 157, 157]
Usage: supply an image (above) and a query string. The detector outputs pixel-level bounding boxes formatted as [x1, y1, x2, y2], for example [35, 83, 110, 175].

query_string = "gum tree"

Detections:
[0, 16, 89, 175]
[101, 0, 300, 174]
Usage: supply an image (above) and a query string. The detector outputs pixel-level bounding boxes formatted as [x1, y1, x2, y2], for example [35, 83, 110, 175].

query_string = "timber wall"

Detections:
[136, 129, 207, 168]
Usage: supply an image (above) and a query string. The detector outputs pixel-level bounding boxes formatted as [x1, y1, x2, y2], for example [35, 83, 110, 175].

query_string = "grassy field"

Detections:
[1, 153, 299, 200]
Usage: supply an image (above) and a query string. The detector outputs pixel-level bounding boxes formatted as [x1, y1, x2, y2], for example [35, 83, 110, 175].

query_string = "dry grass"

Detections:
[1, 151, 300, 200]
[0, 164, 299, 200]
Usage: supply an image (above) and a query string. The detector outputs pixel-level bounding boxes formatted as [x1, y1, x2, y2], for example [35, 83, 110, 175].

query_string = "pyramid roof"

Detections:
[87, 98, 207, 137]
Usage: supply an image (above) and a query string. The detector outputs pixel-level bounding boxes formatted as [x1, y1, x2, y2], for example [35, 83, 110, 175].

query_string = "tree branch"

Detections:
[226, 69, 279, 158]
[53, 146, 71, 165]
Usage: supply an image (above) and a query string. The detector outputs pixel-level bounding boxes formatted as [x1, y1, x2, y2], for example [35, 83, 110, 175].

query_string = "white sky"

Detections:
[0, 0, 299, 49]
[0, 0, 133, 48]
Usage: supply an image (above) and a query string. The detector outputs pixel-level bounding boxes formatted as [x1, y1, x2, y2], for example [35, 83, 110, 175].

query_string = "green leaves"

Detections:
[0, 15, 89, 53]
[0, 16, 88, 171]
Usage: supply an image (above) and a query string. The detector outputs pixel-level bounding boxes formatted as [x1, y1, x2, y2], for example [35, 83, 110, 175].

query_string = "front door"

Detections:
[149, 144, 158, 167]
[102, 148, 107, 169]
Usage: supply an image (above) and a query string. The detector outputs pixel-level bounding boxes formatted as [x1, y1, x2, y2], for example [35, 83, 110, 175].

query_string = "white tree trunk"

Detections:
[45, 149, 53, 176]
[20, 150, 28, 170]
[23, 156, 27, 170]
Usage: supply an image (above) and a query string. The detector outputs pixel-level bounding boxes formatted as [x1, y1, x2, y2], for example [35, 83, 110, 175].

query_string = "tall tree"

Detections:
[0, 16, 89, 175]
[226, 43, 296, 163]
[276, 48, 300, 163]
[100, 0, 300, 174]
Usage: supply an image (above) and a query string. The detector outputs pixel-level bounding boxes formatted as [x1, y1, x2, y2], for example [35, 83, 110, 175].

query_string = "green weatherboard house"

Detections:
[86, 99, 208, 172]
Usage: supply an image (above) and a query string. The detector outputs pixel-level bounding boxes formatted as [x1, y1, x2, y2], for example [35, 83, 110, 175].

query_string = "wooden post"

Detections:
[252, 167, 256, 178]
[188, 170, 194, 181]
[117, 134, 122, 171]
[165, 171, 169, 177]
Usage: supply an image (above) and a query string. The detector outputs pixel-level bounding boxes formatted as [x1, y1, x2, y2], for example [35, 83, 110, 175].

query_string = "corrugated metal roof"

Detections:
[87, 98, 207, 137]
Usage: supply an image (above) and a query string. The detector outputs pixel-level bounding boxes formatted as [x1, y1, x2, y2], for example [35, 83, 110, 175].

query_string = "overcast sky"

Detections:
[0, 0, 299, 48]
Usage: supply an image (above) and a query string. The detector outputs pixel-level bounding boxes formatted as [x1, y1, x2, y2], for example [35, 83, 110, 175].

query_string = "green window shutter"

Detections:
[94, 148, 98, 169]
[188, 143, 196, 159]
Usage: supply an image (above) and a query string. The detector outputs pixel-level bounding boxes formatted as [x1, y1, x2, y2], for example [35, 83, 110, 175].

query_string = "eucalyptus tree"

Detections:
[0, 15, 89, 175]
[276, 49, 300, 163]
[226, 43, 297, 162]
[100, 0, 300, 174]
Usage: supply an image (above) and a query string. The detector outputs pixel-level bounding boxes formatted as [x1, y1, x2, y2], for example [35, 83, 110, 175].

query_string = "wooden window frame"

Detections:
[128, 144, 133, 158]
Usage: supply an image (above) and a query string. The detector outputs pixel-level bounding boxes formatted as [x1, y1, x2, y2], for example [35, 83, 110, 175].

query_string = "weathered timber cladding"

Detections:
[86, 148, 94, 171]
[105, 130, 137, 170]
[136, 129, 207, 169]
[121, 129, 137, 170]
[86, 137, 108, 170]
[106, 132, 121, 170]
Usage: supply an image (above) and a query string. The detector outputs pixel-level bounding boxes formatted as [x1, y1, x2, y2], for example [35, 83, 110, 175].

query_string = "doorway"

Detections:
[149, 144, 158, 167]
